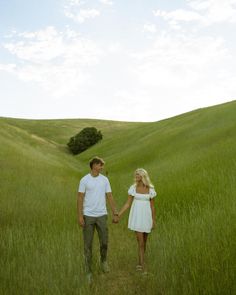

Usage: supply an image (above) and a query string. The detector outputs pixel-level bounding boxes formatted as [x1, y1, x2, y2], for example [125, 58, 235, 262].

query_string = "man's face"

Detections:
[93, 163, 104, 173]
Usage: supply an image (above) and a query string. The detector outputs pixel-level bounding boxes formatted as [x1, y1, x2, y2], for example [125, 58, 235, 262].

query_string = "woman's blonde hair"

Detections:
[134, 168, 154, 188]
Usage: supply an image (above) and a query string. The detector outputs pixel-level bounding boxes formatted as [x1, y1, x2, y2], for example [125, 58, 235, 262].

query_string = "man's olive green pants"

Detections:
[83, 215, 108, 273]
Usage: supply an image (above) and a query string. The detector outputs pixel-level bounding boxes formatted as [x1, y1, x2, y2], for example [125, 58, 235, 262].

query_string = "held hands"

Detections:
[112, 213, 119, 224]
[78, 214, 120, 226]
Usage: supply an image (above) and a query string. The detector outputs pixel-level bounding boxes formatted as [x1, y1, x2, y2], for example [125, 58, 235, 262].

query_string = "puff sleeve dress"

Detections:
[128, 184, 157, 233]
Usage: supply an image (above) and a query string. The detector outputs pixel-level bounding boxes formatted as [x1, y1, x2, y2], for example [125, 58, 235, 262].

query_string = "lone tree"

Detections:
[67, 127, 103, 155]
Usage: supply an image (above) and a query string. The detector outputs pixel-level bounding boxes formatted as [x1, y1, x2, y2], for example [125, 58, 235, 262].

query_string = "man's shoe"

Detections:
[101, 261, 110, 273]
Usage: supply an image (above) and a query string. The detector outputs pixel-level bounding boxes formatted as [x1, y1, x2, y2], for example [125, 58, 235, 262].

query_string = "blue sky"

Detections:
[0, 0, 236, 121]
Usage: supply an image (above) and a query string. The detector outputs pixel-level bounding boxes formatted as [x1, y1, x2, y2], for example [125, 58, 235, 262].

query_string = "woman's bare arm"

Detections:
[118, 195, 133, 218]
[150, 198, 156, 228]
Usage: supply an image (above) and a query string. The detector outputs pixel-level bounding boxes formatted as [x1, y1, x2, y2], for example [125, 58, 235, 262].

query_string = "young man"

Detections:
[77, 156, 119, 282]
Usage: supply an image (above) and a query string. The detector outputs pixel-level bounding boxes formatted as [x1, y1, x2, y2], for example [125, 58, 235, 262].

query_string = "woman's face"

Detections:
[135, 173, 142, 183]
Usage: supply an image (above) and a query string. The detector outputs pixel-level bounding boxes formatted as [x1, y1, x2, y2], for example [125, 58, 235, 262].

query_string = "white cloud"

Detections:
[188, 0, 236, 25]
[64, 0, 84, 7]
[65, 8, 100, 23]
[131, 33, 229, 87]
[64, 0, 100, 23]
[3, 27, 64, 63]
[67, 0, 83, 5]
[63, 0, 113, 23]
[0, 27, 103, 97]
[153, 9, 202, 23]
[107, 42, 123, 53]
[126, 32, 235, 118]
[99, 0, 113, 5]
[200, 0, 236, 24]
[96, 89, 153, 121]
[154, 0, 236, 27]
[143, 23, 157, 33]
[0, 63, 17, 73]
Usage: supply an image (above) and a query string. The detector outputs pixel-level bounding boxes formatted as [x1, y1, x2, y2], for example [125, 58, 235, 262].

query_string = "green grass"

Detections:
[0, 101, 236, 295]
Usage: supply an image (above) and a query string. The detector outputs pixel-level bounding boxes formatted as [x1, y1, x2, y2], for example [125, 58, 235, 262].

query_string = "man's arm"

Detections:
[106, 192, 119, 223]
[77, 192, 85, 227]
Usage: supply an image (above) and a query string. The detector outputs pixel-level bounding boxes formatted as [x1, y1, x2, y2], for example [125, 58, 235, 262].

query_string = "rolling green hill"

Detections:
[0, 101, 235, 295]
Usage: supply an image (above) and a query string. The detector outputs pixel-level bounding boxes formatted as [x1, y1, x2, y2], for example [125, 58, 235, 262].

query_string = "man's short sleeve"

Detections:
[78, 178, 86, 193]
[105, 178, 112, 193]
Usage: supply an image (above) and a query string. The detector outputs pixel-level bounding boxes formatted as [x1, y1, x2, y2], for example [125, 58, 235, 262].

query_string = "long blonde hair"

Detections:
[134, 168, 154, 188]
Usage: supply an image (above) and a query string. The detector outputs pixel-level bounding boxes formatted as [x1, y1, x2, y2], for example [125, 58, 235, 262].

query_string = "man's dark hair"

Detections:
[89, 156, 105, 169]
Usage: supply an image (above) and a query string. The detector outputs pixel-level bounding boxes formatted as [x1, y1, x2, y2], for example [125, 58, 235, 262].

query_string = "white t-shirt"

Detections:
[78, 173, 112, 217]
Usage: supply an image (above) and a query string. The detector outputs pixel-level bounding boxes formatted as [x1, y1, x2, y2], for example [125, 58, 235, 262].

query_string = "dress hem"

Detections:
[128, 227, 151, 233]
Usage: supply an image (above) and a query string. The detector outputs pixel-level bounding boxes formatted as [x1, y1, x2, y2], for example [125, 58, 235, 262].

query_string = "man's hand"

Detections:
[78, 216, 85, 227]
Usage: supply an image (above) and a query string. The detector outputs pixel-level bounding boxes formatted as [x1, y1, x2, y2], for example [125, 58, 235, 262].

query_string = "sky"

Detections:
[0, 0, 236, 122]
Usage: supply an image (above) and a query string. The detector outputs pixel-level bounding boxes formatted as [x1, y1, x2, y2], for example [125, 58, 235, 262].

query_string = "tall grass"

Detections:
[0, 101, 236, 294]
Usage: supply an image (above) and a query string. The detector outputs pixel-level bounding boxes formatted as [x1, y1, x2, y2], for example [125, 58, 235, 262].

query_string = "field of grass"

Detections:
[0, 101, 236, 295]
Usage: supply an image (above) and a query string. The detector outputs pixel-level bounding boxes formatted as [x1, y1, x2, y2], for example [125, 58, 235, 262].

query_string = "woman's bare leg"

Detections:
[135, 232, 145, 268]
[143, 232, 149, 253]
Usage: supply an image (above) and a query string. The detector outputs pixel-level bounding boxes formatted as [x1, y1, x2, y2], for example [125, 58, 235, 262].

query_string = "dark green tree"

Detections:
[67, 127, 103, 155]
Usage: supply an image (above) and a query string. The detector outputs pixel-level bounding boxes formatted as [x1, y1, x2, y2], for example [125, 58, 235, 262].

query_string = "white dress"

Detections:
[128, 184, 157, 233]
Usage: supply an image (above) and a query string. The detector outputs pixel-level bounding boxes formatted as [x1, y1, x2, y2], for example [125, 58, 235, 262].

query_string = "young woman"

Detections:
[118, 168, 157, 273]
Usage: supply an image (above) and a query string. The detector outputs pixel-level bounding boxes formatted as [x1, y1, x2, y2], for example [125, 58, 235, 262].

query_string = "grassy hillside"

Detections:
[0, 101, 235, 295]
